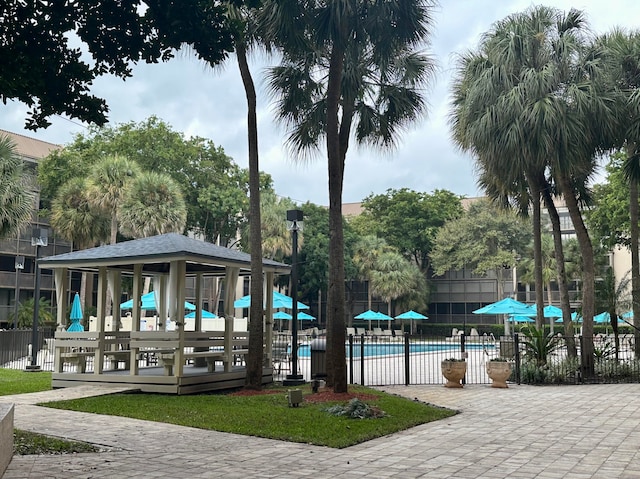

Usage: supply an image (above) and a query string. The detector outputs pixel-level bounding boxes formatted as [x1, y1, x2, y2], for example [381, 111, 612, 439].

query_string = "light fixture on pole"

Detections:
[283, 209, 305, 386]
[27, 228, 48, 371]
[14, 255, 25, 329]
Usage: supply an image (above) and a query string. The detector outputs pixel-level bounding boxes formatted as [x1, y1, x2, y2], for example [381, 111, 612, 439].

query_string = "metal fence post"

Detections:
[360, 334, 365, 386]
[404, 333, 410, 385]
[579, 335, 585, 383]
[348, 334, 354, 385]
[461, 333, 466, 384]
[514, 333, 521, 385]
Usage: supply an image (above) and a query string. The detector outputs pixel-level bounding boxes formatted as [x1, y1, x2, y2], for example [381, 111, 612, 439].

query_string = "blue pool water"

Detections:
[297, 342, 491, 358]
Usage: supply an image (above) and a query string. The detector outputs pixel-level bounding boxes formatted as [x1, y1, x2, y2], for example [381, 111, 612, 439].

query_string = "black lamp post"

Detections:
[14, 255, 25, 329]
[283, 209, 305, 386]
[27, 228, 47, 371]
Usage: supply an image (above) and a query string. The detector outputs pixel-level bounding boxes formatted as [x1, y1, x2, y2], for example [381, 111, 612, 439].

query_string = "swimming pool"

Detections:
[297, 342, 492, 358]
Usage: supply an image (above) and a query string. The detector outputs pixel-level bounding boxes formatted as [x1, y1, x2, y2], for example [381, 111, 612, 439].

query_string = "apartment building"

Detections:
[0, 130, 73, 328]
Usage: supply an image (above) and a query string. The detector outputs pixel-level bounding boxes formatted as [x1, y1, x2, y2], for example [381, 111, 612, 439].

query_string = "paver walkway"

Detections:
[3, 383, 640, 478]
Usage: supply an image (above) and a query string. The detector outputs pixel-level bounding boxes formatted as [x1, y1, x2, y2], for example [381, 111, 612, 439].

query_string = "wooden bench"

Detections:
[60, 351, 96, 373]
[103, 350, 132, 370]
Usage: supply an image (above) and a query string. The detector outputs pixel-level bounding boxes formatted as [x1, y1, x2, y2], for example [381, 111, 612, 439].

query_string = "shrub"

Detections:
[324, 398, 386, 419]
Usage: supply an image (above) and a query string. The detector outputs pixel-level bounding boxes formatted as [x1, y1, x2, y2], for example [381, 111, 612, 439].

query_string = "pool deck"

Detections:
[4, 383, 640, 478]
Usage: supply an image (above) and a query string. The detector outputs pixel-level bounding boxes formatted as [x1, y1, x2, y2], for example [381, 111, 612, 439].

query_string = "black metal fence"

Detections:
[344, 333, 496, 386]
[337, 333, 640, 387]
[0, 328, 55, 370]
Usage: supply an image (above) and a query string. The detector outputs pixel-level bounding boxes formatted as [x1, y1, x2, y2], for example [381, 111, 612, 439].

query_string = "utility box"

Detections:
[287, 389, 303, 407]
[310, 338, 327, 379]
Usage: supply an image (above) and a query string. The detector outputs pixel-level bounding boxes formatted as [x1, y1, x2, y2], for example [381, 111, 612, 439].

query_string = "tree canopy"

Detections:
[38, 117, 262, 245]
[354, 188, 463, 272]
[1, 0, 255, 129]
[431, 199, 531, 279]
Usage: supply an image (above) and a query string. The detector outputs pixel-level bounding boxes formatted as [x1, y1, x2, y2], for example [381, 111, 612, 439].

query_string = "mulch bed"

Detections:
[230, 388, 378, 403]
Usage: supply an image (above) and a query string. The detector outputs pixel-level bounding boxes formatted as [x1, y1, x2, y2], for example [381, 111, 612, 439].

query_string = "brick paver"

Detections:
[3, 383, 640, 478]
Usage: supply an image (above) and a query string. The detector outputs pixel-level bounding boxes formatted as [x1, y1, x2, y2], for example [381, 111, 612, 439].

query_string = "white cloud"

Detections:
[2, 1, 638, 205]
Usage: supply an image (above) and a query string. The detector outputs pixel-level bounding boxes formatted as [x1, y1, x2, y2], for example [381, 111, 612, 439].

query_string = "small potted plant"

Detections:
[486, 358, 512, 388]
[441, 358, 467, 388]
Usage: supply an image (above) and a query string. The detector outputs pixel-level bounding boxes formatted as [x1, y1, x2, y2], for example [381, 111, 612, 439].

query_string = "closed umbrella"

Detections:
[67, 293, 84, 332]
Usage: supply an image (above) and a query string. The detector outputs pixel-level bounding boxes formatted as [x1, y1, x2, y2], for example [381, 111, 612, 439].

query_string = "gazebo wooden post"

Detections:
[223, 267, 239, 372]
[54, 268, 67, 330]
[156, 274, 168, 331]
[193, 272, 207, 368]
[110, 270, 121, 332]
[95, 266, 107, 374]
[195, 272, 203, 332]
[130, 264, 142, 375]
[265, 272, 274, 366]
[170, 260, 186, 377]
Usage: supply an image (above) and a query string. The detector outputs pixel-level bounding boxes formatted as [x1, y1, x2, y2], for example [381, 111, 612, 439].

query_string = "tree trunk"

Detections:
[526, 172, 545, 329]
[541, 186, 577, 357]
[557, 173, 595, 375]
[237, 42, 264, 389]
[325, 39, 348, 393]
[628, 145, 640, 359]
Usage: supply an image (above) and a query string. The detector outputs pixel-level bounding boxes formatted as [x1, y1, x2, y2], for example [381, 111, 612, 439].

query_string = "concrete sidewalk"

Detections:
[3, 383, 640, 478]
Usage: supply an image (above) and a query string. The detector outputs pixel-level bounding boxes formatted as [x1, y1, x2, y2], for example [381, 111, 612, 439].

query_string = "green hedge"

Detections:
[416, 323, 635, 337]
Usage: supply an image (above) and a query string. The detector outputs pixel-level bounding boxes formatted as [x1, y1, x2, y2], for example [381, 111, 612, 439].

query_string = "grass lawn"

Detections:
[42, 384, 456, 448]
[0, 369, 51, 395]
[0, 369, 455, 449]
[13, 430, 100, 455]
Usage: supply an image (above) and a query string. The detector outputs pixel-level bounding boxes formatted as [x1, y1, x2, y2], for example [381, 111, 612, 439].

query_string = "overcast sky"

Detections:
[2, 1, 639, 206]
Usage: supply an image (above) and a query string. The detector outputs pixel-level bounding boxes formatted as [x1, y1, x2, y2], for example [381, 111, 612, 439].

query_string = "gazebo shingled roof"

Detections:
[38, 233, 290, 275]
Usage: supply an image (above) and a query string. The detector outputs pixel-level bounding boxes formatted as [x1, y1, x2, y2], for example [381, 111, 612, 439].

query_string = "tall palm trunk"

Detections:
[325, 39, 348, 393]
[557, 173, 595, 375]
[527, 172, 546, 329]
[627, 145, 640, 358]
[541, 186, 577, 357]
[236, 42, 264, 389]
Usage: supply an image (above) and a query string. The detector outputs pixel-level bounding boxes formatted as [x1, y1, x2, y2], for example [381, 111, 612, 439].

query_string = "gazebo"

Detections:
[38, 233, 290, 394]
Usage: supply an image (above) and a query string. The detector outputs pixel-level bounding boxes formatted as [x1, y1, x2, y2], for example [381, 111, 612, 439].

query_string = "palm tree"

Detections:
[369, 251, 422, 333]
[50, 177, 110, 313]
[0, 134, 34, 239]
[262, 0, 436, 393]
[353, 235, 390, 311]
[451, 6, 611, 372]
[598, 29, 640, 356]
[86, 154, 141, 245]
[118, 171, 187, 238]
[86, 154, 140, 315]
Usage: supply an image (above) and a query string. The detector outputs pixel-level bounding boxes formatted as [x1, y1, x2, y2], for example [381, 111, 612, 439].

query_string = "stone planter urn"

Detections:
[441, 359, 466, 388]
[486, 360, 512, 388]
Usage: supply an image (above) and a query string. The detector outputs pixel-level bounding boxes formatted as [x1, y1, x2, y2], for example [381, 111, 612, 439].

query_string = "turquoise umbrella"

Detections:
[510, 315, 535, 323]
[355, 309, 381, 330]
[273, 311, 292, 320]
[395, 310, 428, 334]
[473, 298, 532, 315]
[184, 310, 217, 318]
[233, 291, 309, 310]
[120, 291, 196, 311]
[67, 293, 84, 332]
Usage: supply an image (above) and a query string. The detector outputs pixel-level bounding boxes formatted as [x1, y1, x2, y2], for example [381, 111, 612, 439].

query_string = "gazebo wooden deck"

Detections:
[38, 233, 290, 394]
